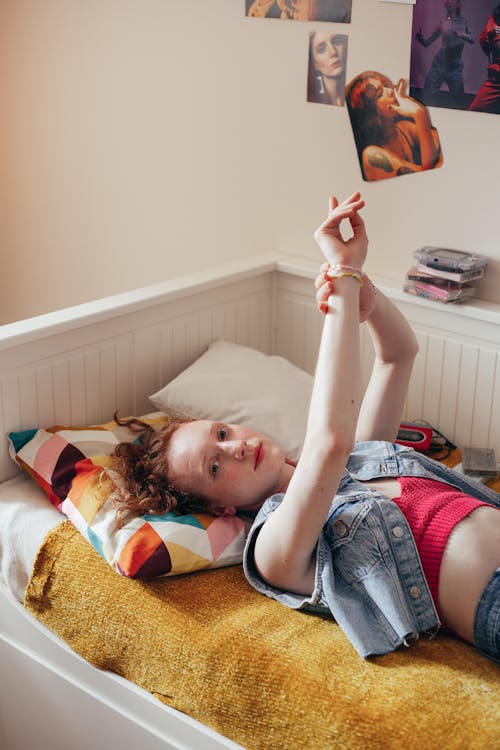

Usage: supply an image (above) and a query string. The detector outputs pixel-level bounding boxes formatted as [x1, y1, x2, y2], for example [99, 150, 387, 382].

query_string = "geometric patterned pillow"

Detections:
[7, 414, 251, 580]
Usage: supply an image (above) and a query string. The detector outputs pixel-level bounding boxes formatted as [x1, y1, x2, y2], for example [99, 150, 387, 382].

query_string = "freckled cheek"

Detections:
[223, 465, 254, 495]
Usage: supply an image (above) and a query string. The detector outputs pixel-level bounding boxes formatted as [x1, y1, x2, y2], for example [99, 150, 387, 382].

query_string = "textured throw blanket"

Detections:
[25, 521, 499, 750]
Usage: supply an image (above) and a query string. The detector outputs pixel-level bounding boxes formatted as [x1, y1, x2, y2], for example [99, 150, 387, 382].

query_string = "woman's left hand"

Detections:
[315, 264, 377, 322]
[313, 193, 368, 268]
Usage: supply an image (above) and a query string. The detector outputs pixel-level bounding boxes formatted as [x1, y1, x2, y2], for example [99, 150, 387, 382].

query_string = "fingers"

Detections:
[321, 196, 365, 235]
[326, 192, 363, 217]
[314, 269, 331, 290]
[340, 191, 362, 206]
[395, 78, 407, 97]
[349, 206, 368, 238]
[315, 263, 330, 289]
[328, 196, 339, 213]
[313, 191, 367, 258]
[316, 269, 377, 317]
[315, 280, 334, 314]
[332, 192, 364, 216]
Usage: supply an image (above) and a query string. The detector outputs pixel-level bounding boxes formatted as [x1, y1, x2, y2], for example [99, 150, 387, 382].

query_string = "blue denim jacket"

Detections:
[243, 442, 500, 658]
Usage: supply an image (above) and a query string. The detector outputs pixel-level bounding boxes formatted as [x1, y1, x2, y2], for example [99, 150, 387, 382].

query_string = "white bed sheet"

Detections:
[0, 474, 63, 602]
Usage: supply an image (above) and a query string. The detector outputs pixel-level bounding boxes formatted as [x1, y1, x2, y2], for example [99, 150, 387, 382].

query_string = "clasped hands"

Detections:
[315, 264, 377, 322]
[313, 192, 376, 322]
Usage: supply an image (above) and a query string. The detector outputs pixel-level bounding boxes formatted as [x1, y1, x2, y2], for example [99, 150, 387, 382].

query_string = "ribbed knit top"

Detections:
[394, 476, 489, 617]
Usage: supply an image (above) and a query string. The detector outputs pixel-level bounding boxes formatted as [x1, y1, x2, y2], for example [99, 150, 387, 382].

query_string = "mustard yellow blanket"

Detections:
[25, 521, 499, 750]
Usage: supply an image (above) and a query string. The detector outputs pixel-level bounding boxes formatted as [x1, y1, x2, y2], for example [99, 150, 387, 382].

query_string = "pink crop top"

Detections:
[394, 476, 489, 618]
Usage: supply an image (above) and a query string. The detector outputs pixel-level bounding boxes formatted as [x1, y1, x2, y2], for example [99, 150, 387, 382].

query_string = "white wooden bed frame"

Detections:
[1, 253, 500, 750]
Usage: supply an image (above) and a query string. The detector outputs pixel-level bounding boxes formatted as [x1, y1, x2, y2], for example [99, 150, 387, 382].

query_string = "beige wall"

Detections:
[1, 0, 498, 324]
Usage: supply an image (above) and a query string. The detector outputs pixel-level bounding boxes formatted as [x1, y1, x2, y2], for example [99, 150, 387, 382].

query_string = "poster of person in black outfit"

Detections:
[410, 0, 499, 113]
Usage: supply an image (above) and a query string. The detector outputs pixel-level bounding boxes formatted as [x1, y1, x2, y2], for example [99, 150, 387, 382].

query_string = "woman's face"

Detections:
[366, 77, 398, 119]
[166, 420, 290, 515]
[311, 32, 346, 79]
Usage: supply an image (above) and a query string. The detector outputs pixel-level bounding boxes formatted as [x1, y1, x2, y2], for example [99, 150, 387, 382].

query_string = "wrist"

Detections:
[327, 263, 363, 286]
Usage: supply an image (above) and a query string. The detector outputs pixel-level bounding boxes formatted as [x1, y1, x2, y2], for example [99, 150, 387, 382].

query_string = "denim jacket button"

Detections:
[333, 520, 348, 536]
[410, 586, 421, 599]
[392, 526, 404, 538]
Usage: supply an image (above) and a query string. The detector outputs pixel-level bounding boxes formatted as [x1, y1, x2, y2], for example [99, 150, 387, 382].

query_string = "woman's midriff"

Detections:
[438, 506, 500, 642]
[362, 478, 500, 644]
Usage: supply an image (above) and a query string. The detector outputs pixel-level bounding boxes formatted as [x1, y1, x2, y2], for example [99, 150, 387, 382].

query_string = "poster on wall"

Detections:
[345, 71, 443, 181]
[307, 31, 348, 105]
[245, 0, 352, 23]
[410, 0, 500, 114]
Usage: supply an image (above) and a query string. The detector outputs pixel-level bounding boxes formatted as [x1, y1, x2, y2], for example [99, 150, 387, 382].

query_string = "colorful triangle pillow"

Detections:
[7, 414, 251, 580]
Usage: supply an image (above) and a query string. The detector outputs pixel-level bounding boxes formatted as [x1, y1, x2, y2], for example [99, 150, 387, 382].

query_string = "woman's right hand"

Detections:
[315, 265, 377, 321]
[313, 192, 368, 269]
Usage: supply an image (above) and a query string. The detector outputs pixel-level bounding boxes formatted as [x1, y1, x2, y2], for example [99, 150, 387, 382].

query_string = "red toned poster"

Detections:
[245, 1, 352, 23]
[345, 71, 443, 182]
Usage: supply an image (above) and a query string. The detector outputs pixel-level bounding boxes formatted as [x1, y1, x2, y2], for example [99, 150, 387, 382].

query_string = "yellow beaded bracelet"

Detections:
[327, 264, 363, 286]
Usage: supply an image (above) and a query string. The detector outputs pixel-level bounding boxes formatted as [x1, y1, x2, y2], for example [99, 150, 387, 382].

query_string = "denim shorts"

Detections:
[474, 567, 500, 664]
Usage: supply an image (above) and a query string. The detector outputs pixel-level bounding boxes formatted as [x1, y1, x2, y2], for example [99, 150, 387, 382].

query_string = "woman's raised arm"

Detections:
[355, 289, 418, 442]
[253, 193, 367, 594]
[315, 270, 418, 442]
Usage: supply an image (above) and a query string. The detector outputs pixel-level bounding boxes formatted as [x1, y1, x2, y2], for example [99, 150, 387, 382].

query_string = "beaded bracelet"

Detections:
[327, 264, 363, 286]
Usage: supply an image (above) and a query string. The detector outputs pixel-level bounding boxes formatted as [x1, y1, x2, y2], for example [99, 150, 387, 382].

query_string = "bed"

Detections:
[1, 253, 500, 750]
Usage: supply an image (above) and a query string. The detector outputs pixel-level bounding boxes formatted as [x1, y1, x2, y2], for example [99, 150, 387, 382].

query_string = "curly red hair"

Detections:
[111, 413, 211, 517]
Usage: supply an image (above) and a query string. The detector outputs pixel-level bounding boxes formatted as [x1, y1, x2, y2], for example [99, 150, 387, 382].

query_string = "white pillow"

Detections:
[149, 339, 313, 462]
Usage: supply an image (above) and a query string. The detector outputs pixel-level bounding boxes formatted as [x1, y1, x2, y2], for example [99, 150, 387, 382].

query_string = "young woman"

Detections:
[345, 72, 443, 181]
[307, 31, 347, 107]
[415, 0, 474, 104]
[113, 193, 500, 661]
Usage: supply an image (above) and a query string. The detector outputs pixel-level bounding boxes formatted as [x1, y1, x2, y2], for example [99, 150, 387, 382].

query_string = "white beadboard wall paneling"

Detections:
[35, 364, 56, 428]
[489, 363, 500, 455]
[437, 339, 462, 442]
[133, 322, 163, 419]
[274, 271, 322, 375]
[471, 349, 498, 446]
[51, 361, 72, 426]
[392, 292, 500, 452]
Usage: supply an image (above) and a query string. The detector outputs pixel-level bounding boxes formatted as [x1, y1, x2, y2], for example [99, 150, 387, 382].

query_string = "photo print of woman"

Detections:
[307, 31, 348, 106]
[245, 0, 352, 23]
[410, 0, 500, 113]
[345, 71, 443, 182]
